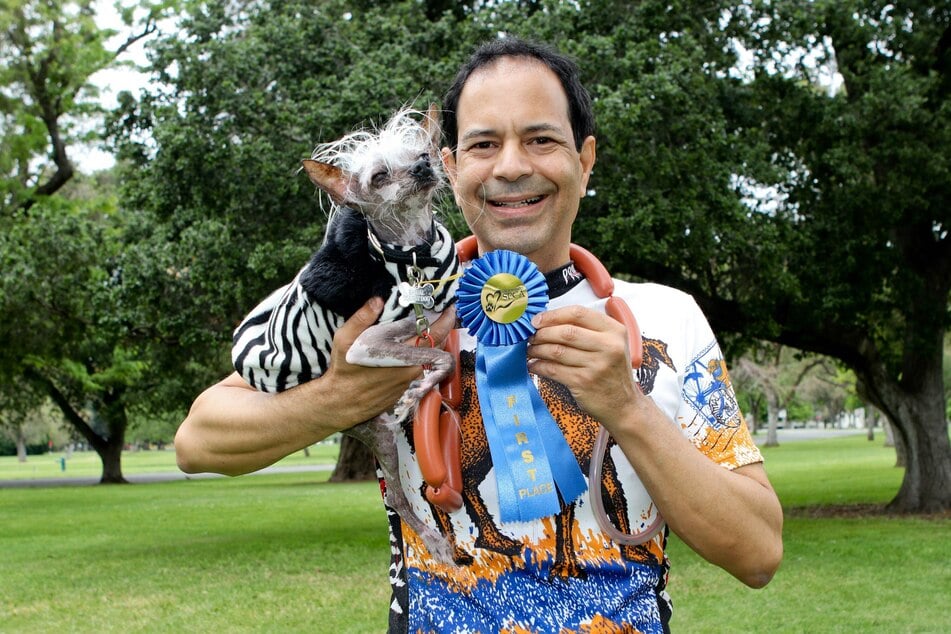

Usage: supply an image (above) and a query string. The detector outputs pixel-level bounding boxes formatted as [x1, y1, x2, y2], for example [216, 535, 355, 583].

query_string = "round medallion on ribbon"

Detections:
[457, 250, 549, 346]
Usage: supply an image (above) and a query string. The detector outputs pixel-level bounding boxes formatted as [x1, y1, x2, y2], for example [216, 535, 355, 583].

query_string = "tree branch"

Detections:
[23, 366, 103, 452]
[113, 19, 158, 59]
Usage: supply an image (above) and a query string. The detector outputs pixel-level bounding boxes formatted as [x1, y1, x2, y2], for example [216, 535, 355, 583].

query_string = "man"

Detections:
[176, 38, 782, 633]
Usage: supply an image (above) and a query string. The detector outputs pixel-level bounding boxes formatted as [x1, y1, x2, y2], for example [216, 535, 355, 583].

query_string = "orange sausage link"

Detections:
[422, 406, 464, 514]
[569, 243, 614, 298]
[425, 484, 464, 513]
[413, 390, 447, 487]
[456, 235, 479, 262]
[606, 296, 642, 369]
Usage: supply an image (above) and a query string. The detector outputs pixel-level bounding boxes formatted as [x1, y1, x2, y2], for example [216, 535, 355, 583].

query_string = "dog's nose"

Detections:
[410, 156, 434, 181]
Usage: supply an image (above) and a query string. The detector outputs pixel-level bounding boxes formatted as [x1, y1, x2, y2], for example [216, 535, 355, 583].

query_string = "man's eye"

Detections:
[467, 141, 494, 151]
[531, 136, 553, 145]
[371, 171, 388, 187]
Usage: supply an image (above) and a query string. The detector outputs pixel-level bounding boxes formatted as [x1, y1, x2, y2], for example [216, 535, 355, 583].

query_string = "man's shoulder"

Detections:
[611, 278, 696, 307]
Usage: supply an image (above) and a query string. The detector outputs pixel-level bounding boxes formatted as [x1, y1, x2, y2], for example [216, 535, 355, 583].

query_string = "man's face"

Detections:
[442, 57, 596, 273]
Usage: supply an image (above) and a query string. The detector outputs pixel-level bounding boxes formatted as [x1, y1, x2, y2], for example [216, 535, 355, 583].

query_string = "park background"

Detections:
[2, 0, 949, 631]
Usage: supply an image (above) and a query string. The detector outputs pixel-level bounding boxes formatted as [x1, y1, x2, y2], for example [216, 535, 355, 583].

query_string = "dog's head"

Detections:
[303, 104, 444, 244]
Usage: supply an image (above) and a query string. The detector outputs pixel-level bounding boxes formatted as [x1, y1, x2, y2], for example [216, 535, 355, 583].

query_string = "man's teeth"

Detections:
[491, 197, 542, 208]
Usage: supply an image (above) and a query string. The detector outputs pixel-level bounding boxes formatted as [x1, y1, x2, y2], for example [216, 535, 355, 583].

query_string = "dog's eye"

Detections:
[371, 171, 388, 187]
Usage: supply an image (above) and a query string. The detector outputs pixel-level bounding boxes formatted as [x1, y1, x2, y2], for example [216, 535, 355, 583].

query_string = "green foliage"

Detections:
[108, 0, 492, 349]
[722, 0, 950, 360]
[3, 0, 946, 500]
[0, 1, 187, 477]
[784, 397, 813, 424]
[99, 0, 949, 505]
[0, 0, 137, 209]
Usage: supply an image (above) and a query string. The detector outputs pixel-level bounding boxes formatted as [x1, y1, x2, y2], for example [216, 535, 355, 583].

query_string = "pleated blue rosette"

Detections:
[457, 250, 587, 523]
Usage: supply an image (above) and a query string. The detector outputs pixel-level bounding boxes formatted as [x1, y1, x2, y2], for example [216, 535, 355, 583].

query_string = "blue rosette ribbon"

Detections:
[457, 250, 587, 523]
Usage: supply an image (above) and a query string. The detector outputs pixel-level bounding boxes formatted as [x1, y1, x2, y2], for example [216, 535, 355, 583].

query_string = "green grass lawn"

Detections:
[1, 435, 948, 633]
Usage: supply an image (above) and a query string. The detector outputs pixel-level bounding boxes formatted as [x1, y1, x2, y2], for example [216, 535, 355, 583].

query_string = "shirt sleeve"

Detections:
[675, 297, 763, 470]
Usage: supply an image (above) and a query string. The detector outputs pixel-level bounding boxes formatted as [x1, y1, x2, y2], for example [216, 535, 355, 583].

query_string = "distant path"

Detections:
[752, 428, 868, 445]
[0, 464, 333, 489]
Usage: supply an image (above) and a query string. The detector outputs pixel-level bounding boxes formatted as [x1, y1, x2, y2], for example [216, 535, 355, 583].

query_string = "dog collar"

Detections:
[367, 222, 449, 269]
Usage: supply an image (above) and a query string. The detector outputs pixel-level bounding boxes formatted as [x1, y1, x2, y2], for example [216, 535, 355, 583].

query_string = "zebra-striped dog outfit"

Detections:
[232, 209, 461, 393]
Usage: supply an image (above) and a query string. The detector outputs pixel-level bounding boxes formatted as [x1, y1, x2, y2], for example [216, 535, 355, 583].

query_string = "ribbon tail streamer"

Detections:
[477, 343, 587, 523]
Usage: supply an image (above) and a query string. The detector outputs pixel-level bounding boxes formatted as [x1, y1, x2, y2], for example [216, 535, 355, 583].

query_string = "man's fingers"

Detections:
[532, 305, 617, 334]
[527, 342, 588, 368]
[530, 308, 619, 353]
[428, 305, 457, 346]
[334, 297, 384, 347]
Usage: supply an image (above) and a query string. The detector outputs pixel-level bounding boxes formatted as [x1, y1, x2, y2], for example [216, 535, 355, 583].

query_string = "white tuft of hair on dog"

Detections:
[306, 106, 446, 245]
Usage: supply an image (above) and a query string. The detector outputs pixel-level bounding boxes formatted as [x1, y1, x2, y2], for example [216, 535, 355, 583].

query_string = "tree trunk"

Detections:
[15, 426, 28, 462]
[861, 340, 951, 513]
[27, 368, 130, 484]
[96, 390, 129, 484]
[765, 393, 780, 447]
[883, 418, 909, 467]
[329, 434, 377, 482]
[895, 432, 908, 469]
[746, 393, 763, 434]
[98, 435, 127, 484]
[884, 418, 895, 447]
[883, 397, 950, 513]
[865, 405, 875, 441]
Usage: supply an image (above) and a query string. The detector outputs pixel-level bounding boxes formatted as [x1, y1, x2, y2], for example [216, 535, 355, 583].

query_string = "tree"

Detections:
[733, 343, 830, 446]
[0, 381, 61, 460]
[719, 1, 951, 512]
[1, 0, 166, 208]
[1, 1, 181, 482]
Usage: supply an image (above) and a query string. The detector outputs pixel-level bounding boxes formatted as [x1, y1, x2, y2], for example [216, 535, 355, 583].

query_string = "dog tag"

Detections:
[398, 281, 435, 309]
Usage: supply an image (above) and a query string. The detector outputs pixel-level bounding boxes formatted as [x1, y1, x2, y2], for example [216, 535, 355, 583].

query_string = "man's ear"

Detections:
[578, 135, 597, 196]
[440, 147, 463, 206]
[302, 159, 350, 205]
[440, 147, 457, 187]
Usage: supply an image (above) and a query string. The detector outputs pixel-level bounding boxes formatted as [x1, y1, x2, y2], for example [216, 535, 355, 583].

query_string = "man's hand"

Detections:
[526, 304, 640, 429]
[321, 298, 457, 431]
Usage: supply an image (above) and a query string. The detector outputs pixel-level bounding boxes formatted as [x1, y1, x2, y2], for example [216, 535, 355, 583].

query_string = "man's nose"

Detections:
[492, 142, 532, 181]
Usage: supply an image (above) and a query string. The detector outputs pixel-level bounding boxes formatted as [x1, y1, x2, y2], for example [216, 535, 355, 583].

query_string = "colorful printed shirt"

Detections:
[384, 269, 763, 633]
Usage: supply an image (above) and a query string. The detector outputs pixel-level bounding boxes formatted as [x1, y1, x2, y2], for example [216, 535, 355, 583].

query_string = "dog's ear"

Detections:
[423, 103, 442, 150]
[302, 159, 350, 204]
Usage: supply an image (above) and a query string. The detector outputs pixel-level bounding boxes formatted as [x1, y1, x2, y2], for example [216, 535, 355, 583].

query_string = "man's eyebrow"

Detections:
[459, 123, 568, 143]
[523, 123, 567, 136]
[459, 128, 496, 143]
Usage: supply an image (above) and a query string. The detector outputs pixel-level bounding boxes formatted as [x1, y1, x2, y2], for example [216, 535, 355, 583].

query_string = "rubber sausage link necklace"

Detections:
[413, 236, 663, 546]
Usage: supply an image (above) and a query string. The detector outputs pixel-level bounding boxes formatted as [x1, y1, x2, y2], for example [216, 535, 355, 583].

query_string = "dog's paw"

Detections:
[401, 380, 429, 402]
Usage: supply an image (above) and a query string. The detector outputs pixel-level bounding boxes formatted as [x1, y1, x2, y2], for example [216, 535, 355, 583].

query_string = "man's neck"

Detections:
[545, 261, 585, 299]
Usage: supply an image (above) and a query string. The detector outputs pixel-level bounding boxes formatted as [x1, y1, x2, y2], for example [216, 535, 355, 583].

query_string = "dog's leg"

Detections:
[346, 315, 453, 399]
[346, 419, 456, 565]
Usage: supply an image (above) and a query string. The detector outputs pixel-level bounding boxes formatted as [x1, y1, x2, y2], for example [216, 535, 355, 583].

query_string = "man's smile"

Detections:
[488, 195, 546, 208]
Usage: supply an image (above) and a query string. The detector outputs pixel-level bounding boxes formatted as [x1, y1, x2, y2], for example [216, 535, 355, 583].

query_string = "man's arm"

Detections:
[527, 305, 783, 588]
[174, 298, 454, 477]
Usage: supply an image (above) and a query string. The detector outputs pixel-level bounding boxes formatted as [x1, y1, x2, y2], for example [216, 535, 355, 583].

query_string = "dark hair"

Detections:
[442, 37, 595, 153]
